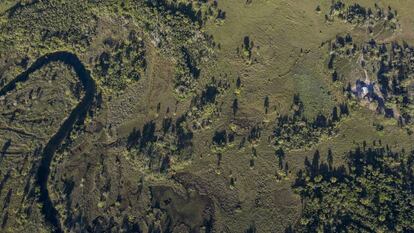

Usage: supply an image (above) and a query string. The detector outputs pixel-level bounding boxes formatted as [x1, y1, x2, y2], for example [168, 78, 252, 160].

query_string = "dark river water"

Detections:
[0, 51, 96, 233]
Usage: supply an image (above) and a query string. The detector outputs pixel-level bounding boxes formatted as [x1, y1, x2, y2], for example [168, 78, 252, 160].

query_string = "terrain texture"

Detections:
[0, 0, 413, 232]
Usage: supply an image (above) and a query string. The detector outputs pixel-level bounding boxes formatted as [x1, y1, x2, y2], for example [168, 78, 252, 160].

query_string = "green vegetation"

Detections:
[1, 0, 414, 232]
[327, 0, 399, 33]
[94, 31, 147, 90]
[329, 28, 414, 130]
[272, 95, 349, 151]
[293, 145, 414, 232]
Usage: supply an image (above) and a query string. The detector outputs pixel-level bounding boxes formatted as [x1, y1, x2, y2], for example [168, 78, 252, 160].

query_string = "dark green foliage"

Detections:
[175, 115, 193, 151]
[175, 47, 202, 94]
[236, 77, 241, 88]
[334, 36, 414, 124]
[232, 98, 239, 116]
[272, 95, 348, 150]
[247, 125, 261, 143]
[203, 216, 214, 233]
[213, 130, 227, 146]
[239, 36, 254, 62]
[293, 146, 414, 232]
[129, 1, 220, 96]
[328, 1, 399, 31]
[3, 1, 97, 44]
[126, 116, 193, 173]
[127, 128, 142, 149]
[331, 106, 339, 122]
[200, 85, 219, 106]
[94, 32, 146, 90]
[264, 96, 269, 113]
[140, 121, 157, 151]
[245, 223, 256, 233]
[144, 0, 225, 26]
[332, 70, 338, 82]
[1, 1, 217, 96]
[275, 148, 285, 169]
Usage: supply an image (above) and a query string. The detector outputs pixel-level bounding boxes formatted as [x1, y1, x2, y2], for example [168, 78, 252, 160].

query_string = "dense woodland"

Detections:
[272, 95, 349, 151]
[293, 145, 414, 232]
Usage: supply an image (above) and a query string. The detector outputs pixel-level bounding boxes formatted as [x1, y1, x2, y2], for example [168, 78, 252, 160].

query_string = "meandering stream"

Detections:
[0, 51, 96, 233]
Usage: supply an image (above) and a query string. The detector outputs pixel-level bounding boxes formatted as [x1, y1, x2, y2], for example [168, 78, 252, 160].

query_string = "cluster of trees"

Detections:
[326, 1, 399, 32]
[359, 40, 414, 95]
[4, 0, 218, 95]
[0, 0, 222, 231]
[327, 34, 356, 71]
[236, 36, 257, 64]
[3, 0, 218, 99]
[330, 33, 414, 125]
[126, 116, 193, 173]
[174, 46, 202, 95]
[274, 147, 290, 180]
[363, 41, 414, 125]
[134, 0, 218, 51]
[242, 36, 253, 60]
[144, 0, 226, 26]
[247, 125, 262, 144]
[3, 1, 97, 49]
[212, 130, 235, 147]
[94, 31, 147, 90]
[197, 85, 219, 107]
[188, 75, 230, 130]
[273, 95, 349, 150]
[293, 145, 414, 232]
[132, 0, 221, 97]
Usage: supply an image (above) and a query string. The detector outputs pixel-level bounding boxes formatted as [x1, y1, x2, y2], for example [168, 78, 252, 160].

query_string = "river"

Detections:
[0, 51, 97, 233]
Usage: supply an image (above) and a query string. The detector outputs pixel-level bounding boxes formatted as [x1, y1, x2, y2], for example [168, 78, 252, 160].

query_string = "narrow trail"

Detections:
[0, 51, 97, 233]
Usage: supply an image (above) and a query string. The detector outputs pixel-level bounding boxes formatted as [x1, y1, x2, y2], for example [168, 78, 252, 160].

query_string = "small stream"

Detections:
[0, 51, 97, 233]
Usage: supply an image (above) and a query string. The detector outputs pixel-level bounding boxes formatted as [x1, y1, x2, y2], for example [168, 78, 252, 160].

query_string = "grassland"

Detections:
[0, 0, 413, 232]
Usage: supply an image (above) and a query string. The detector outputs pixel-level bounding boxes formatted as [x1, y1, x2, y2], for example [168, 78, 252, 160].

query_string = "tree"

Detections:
[232, 99, 239, 116]
[332, 70, 338, 82]
[327, 148, 333, 170]
[264, 96, 269, 114]
[236, 77, 241, 88]
[245, 223, 256, 233]
[331, 106, 339, 122]
[293, 146, 414, 232]
[213, 130, 227, 146]
[275, 148, 285, 169]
